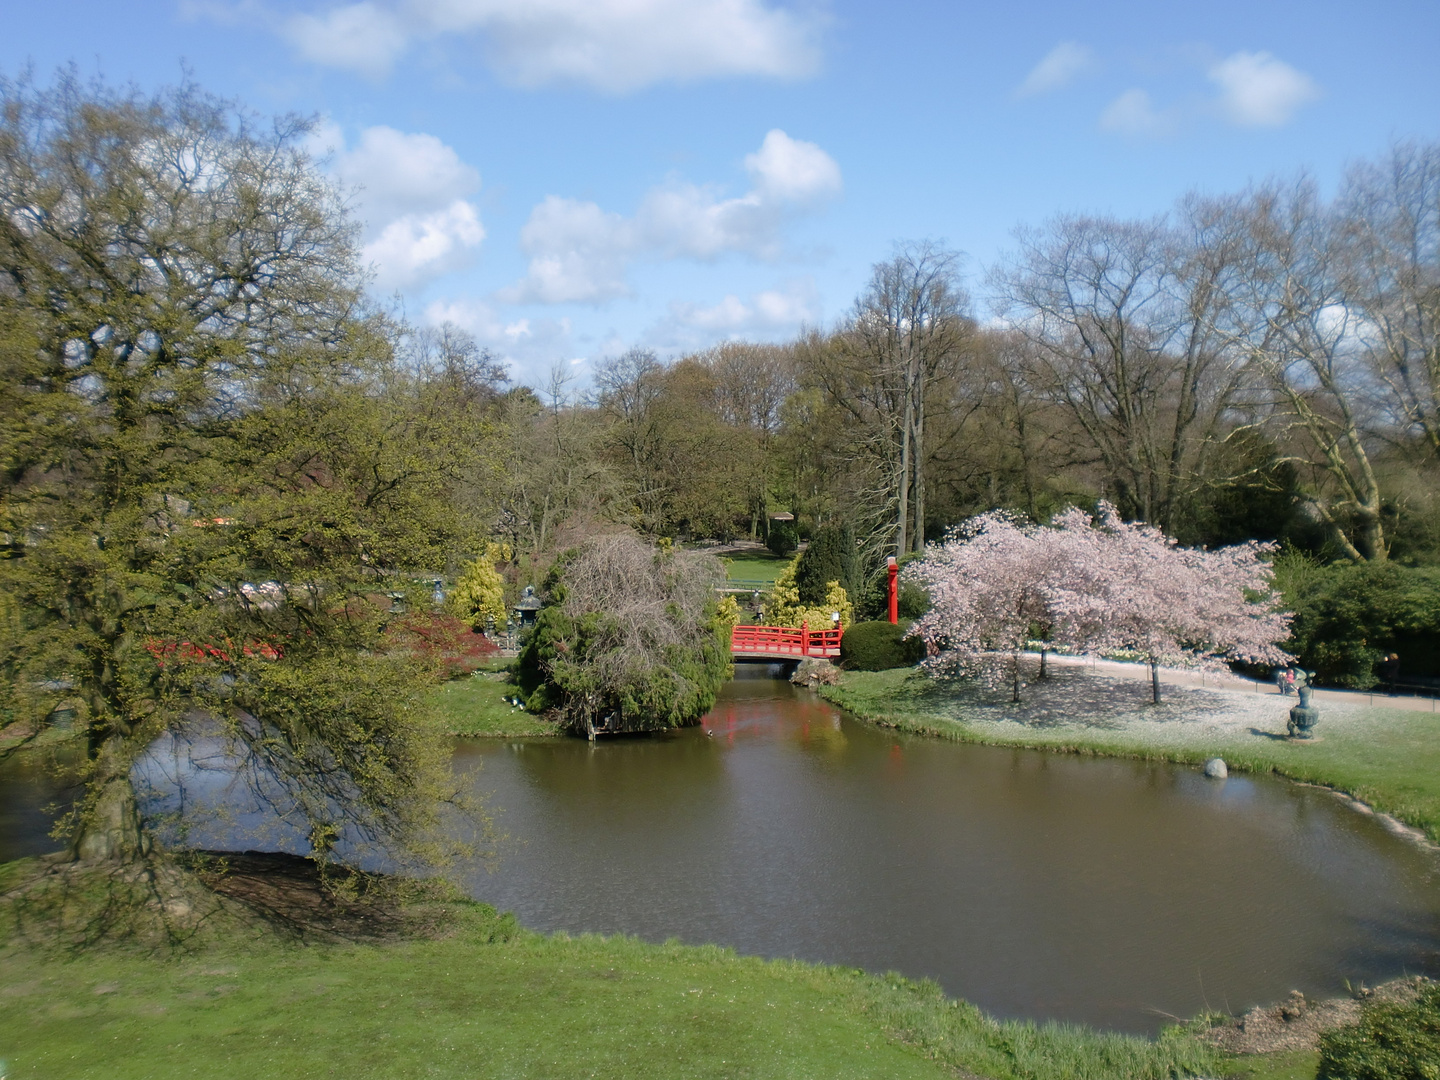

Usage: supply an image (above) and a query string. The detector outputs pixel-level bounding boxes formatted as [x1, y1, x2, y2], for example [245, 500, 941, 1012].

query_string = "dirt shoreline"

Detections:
[1201, 976, 1431, 1055]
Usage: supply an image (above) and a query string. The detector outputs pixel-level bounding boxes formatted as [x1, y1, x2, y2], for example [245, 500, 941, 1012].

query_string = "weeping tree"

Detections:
[0, 74, 473, 873]
[517, 535, 730, 737]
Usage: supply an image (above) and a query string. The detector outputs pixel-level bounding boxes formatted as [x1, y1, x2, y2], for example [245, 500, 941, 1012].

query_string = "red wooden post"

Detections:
[887, 556, 899, 624]
[801, 620, 809, 657]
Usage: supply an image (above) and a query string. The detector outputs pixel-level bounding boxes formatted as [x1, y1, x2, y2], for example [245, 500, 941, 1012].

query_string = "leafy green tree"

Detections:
[1275, 553, 1440, 685]
[0, 75, 464, 869]
[516, 535, 729, 737]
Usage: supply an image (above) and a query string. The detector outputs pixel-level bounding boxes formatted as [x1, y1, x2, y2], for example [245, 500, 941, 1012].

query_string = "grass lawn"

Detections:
[820, 666, 1440, 843]
[427, 666, 559, 738]
[0, 884, 1221, 1080]
[723, 553, 792, 584]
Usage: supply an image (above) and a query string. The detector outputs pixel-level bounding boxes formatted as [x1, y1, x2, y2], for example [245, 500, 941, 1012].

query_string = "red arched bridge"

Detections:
[730, 623, 841, 660]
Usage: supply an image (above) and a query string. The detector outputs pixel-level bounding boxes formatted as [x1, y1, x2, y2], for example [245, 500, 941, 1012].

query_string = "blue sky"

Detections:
[6, 0, 1438, 385]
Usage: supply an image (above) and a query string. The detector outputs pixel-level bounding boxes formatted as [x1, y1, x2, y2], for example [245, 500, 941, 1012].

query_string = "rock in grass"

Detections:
[1204, 757, 1228, 779]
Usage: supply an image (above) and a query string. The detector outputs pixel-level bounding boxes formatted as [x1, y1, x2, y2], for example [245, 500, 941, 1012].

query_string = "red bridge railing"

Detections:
[730, 623, 842, 659]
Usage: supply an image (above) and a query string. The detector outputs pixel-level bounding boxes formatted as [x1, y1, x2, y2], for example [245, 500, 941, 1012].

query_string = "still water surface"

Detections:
[458, 670, 1440, 1033]
[2, 671, 1438, 1033]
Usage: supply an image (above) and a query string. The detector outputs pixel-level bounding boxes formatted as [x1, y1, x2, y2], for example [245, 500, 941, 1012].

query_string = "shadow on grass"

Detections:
[899, 664, 1243, 731]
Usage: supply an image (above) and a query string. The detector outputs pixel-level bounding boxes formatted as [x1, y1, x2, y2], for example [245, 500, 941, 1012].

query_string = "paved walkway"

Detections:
[1035, 652, 1440, 713]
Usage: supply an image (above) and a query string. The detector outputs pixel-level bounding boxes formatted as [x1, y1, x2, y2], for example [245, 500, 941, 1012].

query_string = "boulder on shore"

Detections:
[1203, 757, 1228, 779]
[791, 658, 841, 687]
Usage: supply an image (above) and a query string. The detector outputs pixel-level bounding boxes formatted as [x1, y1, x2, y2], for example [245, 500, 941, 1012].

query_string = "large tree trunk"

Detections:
[70, 741, 150, 864]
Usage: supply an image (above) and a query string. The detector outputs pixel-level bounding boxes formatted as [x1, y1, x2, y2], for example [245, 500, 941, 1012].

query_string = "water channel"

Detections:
[4, 668, 1439, 1034]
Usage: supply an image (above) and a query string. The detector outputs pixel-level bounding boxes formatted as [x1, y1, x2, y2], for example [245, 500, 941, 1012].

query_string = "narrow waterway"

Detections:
[457, 669, 1440, 1033]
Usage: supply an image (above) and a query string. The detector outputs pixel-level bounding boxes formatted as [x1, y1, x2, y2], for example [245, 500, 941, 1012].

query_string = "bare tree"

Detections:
[1224, 179, 1391, 560]
[593, 348, 669, 534]
[700, 342, 795, 536]
[1337, 141, 1440, 460]
[990, 211, 1251, 534]
[831, 242, 969, 557]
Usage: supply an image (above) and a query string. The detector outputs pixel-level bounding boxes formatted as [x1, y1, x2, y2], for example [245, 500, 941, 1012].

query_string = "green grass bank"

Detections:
[0, 874, 1221, 1080]
[427, 664, 558, 738]
[818, 665, 1440, 844]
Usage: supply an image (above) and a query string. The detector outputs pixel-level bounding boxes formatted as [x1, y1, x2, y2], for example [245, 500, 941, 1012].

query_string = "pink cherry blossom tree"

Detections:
[905, 511, 1052, 701]
[1043, 505, 1293, 702]
[907, 504, 1293, 704]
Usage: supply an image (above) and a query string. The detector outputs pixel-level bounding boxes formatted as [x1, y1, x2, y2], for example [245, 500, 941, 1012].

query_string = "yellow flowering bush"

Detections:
[764, 561, 853, 631]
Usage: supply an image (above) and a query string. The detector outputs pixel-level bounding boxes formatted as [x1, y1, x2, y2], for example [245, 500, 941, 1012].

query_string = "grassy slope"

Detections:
[819, 668, 1440, 843]
[427, 668, 558, 738]
[0, 892, 1217, 1080]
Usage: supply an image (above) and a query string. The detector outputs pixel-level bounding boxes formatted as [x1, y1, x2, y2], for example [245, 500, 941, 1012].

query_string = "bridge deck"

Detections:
[730, 624, 841, 661]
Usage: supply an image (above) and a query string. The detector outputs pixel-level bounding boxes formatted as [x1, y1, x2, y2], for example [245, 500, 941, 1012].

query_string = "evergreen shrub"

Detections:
[766, 522, 798, 556]
[1317, 983, 1440, 1080]
[840, 620, 925, 671]
[1275, 554, 1440, 685]
[795, 525, 856, 605]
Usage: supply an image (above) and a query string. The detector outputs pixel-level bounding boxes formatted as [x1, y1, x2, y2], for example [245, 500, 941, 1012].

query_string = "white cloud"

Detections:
[1016, 42, 1096, 98]
[285, 2, 409, 78]
[1207, 51, 1320, 127]
[666, 281, 817, 333]
[744, 128, 842, 203]
[364, 202, 486, 293]
[1098, 88, 1173, 137]
[334, 126, 481, 222]
[278, 0, 823, 91]
[425, 297, 581, 382]
[510, 196, 635, 303]
[317, 125, 486, 293]
[506, 130, 840, 304]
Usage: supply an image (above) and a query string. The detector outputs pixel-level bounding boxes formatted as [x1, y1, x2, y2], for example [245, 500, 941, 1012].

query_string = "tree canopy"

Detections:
[516, 535, 730, 737]
[0, 74, 479, 867]
[907, 506, 1293, 702]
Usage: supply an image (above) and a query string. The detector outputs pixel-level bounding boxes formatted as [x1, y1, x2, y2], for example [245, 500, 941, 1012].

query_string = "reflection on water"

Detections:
[4, 672, 1438, 1034]
[0, 747, 83, 863]
[458, 675, 1440, 1033]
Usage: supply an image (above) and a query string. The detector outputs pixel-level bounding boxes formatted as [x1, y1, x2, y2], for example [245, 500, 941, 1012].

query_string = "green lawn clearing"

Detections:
[723, 553, 792, 584]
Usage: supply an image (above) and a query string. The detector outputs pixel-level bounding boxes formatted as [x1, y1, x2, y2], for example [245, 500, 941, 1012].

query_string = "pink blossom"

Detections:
[907, 503, 1293, 703]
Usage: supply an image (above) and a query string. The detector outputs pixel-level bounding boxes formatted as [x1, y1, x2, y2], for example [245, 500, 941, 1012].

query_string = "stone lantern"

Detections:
[512, 585, 543, 632]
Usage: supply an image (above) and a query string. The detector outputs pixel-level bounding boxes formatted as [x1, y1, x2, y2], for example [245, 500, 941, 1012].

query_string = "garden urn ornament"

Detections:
[1287, 671, 1319, 738]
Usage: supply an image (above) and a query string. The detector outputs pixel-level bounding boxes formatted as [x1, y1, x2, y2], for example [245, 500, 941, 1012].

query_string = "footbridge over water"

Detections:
[730, 624, 841, 661]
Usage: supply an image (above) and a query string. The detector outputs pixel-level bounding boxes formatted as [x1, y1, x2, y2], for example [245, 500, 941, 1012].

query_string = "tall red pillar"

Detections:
[887, 556, 898, 624]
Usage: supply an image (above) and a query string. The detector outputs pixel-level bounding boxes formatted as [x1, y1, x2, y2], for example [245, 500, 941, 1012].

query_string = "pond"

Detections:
[3, 671, 1438, 1034]
[455, 670, 1440, 1033]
